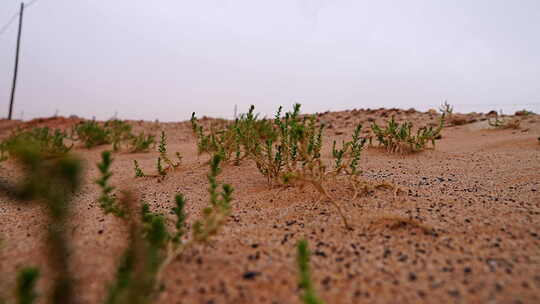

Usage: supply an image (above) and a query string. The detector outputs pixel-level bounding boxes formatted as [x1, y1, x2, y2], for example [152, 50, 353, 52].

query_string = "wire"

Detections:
[0, 0, 41, 37]
[26, 0, 40, 9]
[0, 11, 19, 37]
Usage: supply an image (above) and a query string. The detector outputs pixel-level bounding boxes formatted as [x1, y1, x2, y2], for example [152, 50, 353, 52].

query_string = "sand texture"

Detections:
[1, 108, 539, 303]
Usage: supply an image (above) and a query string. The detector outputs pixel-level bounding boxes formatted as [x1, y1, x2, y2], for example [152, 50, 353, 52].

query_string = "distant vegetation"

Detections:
[488, 111, 521, 129]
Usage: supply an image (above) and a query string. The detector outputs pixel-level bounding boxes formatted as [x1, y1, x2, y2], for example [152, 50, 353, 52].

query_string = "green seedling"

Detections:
[156, 157, 166, 177]
[153, 154, 233, 294]
[297, 240, 325, 304]
[16, 267, 40, 304]
[157, 132, 180, 173]
[105, 192, 162, 304]
[192, 154, 233, 242]
[96, 151, 125, 217]
[107, 154, 232, 300]
[171, 194, 187, 244]
[133, 160, 145, 177]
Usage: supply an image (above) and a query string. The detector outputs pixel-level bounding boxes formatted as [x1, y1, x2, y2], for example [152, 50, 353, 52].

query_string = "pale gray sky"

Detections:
[1, 0, 539, 121]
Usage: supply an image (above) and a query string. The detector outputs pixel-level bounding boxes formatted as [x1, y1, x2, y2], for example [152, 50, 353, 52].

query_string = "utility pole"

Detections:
[8, 2, 24, 120]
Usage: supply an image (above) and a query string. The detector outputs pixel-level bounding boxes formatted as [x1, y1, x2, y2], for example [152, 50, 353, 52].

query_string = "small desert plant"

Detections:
[1, 127, 72, 159]
[192, 104, 358, 228]
[96, 151, 125, 217]
[73, 120, 110, 148]
[192, 154, 233, 242]
[156, 157, 166, 177]
[130, 133, 155, 153]
[105, 120, 133, 152]
[133, 160, 145, 177]
[157, 132, 180, 172]
[190, 112, 251, 161]
[171, 194, 187, 244]
[332, 124, 367, 176]
[105, 192, 165, 304]
[488, 111, 521, 129]
[371, 115, 444, 153]
[297, 240, 324, 304]
[0, 141, 82, 304]
[108, 154, 233, 301]
[16, 267, 40, 304]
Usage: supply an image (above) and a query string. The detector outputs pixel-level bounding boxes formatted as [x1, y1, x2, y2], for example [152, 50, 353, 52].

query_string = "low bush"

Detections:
[73, 120, 111, 148]
[73, 119, 155, 152]
[105, 120, 133, 151]
[130, 133, 155, 153]
[192, 104, 371, 228]
[1, 127, 72, 159]
[371, 115, 444, 153]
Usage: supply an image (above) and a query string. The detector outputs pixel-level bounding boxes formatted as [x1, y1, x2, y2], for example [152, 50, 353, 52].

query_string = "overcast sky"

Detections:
[1, 0, 539, 121]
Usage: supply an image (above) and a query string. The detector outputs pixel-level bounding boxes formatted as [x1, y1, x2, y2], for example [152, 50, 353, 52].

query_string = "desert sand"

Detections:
[1, 108, 539, 303]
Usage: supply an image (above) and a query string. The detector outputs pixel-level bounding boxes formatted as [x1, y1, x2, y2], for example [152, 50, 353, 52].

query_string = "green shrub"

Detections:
[105, 120, 133, 151]
[1, 127, 71, 159]
[192, 104, 363, 228]
[130, 133, 155, 153]
[371, 116, 444, 153]
[73, 120, 110, 148]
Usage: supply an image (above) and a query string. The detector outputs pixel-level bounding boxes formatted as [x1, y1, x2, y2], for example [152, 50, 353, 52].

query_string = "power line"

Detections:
[0, 11, 19, 36]
[0, 0, 39, 37]
[25, 0, 40, 9]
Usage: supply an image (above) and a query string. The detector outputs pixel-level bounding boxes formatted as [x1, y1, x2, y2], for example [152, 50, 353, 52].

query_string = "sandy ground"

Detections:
[1, 109, 539, 304]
